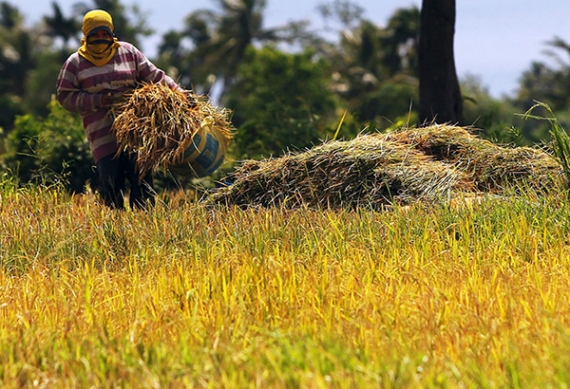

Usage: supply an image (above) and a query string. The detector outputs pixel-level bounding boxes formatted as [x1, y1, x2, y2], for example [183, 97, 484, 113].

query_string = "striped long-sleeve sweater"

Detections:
[56, 41, 181, 162]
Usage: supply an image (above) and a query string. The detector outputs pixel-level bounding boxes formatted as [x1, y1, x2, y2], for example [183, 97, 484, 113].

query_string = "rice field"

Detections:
[2, 182, 570, 388]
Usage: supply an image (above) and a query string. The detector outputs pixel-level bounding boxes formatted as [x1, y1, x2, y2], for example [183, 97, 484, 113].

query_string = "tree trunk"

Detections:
[418, 0, 462, 125]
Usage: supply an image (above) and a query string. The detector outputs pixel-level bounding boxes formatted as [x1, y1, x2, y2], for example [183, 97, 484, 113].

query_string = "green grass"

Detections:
[2, 184, 570, 388]
[523, 101, 570, 198]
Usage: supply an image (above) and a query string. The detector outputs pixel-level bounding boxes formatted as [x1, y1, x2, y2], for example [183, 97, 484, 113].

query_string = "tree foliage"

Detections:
[1, 98, 94, 193]
[226, 46, 338, 159]
[511, 37, 570, 142]
[43, 2, 81, 48]
[318, 4, 420, 130]
[461, 75, 525, 145]
[154, 0, 311, 96]
[0, 2, 36, 129]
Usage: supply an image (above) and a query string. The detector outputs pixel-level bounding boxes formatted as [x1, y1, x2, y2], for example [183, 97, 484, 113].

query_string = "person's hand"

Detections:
[112, 92, 129, 105]
[102, 93, 114, 108]
[101, 91, 131, 108]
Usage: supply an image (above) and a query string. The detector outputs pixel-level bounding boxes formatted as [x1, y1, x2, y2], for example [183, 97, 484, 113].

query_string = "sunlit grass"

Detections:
[2, 183, 570, 388]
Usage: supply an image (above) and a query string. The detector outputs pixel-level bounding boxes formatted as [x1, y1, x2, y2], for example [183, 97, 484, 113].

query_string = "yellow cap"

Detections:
[82, 10, 114, 37]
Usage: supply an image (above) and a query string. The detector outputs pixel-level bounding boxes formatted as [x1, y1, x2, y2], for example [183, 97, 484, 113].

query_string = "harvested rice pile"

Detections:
[382, 125, 561, 192]
[207, 124, 564, 210]
[111, 83, 233, 178]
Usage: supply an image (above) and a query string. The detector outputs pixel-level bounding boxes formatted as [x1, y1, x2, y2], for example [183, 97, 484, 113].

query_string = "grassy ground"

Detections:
[1, 184, 570, 388]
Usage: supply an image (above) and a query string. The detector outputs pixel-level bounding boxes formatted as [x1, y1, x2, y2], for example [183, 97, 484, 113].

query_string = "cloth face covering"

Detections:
[78, 10, 120, 66]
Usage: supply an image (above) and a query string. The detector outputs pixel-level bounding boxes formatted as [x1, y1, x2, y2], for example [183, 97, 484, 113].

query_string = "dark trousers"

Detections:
[96, 153, 155, 210]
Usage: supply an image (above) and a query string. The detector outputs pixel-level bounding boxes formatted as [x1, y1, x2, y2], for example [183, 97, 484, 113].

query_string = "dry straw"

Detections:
[208, 124, 563, 209]
[111, 83, 233, 178]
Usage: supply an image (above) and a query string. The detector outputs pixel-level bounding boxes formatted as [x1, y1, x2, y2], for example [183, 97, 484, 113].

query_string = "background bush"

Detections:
[1, 98, 95, 193]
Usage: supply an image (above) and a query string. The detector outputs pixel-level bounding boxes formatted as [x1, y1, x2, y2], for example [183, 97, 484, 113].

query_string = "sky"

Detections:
[12, 0, 570, 98]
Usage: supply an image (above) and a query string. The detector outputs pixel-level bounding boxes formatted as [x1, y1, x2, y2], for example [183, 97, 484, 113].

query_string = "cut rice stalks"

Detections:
[207, 125, 564, 210]
[111, 83, 233, 178]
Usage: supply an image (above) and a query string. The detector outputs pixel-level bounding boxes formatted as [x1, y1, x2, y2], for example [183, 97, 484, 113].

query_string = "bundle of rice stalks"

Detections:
[207, 133, 471, 210]
[207, 125, 564, 210]
[111, 83, 233, 178]
[383, 124, 563, 192]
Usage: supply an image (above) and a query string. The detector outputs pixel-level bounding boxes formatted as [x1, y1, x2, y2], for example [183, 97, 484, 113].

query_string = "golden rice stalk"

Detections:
[111, 83, 233, 178]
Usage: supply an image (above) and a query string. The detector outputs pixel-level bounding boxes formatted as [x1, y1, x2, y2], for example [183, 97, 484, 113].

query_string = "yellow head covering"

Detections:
[78, 10, 121, 67]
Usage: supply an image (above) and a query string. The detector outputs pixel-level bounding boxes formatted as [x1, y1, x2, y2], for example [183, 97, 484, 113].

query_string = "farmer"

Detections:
[56, 9, 184, 210]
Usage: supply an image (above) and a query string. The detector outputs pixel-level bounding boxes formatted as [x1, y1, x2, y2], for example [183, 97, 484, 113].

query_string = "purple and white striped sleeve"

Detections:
[129, 43, 184, 91]
[56, 56, 105, 114]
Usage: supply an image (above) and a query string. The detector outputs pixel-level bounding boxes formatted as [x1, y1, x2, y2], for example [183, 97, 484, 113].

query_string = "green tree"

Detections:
[515, 37, 570, 112]
[25, 51, 67, 117]
[155, 0, 310, 97]
[461, 74, 525, 145]
[1, 98, 94, 193]
[0, 2, 35, 131]
[322, 5, 420, 130]
[226, 46, 338, 159]
[379, 6, 420, 77]
[512, 37, 570, 142]
[43, 1, 81, 49]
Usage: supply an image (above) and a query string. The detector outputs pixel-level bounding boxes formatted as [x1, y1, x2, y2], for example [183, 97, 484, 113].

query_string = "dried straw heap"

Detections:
[111, 83, 233, 178]
[207, 124, 564, 210]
